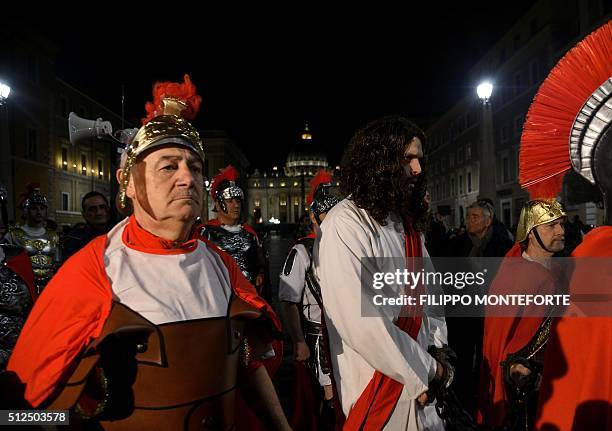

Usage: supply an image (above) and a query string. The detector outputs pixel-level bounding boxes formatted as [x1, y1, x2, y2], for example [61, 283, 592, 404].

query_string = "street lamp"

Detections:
[0, 82, 10, 105]
[477, 80, 497, 203]
[476, 81, 493, 104]
[0, 80, 12, 219]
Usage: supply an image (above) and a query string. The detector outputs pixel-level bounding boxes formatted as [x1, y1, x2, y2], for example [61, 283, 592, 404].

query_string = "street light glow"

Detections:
[0, 82, 10, 100]
[477, 81, 493, 101]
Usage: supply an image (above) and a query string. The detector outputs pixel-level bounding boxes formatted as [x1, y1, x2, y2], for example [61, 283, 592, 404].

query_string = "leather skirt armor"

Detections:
[48, 297, 263, 430]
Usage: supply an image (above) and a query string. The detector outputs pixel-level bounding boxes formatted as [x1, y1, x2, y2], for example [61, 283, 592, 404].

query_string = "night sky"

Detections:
[17, 3, 536, 169]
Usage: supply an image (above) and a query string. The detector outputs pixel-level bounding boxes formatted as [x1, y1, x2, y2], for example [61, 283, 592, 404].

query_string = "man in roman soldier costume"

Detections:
[477, 199, 566, 430]
[314, 116, 451, 430]
[6, 75, 290, 430]
[4, 184, 60, 294]
[511, 22, 612, 429]
[279, 169, 339, 429]
[202, 165, 267, 295]
[0, 185, 36, 371]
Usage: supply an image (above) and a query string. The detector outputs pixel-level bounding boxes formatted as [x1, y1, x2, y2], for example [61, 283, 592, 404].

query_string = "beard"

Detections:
[390, 173, 422, 219]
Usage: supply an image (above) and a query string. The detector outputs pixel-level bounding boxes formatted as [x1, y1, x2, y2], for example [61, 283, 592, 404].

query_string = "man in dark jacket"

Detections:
[61, 192, 111, 262]
[448, 199, 514, 415]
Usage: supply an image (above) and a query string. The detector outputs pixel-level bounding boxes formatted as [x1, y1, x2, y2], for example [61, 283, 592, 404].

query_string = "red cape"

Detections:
[477, 244, 558, 427]
[536, 226, 612, 430]
[7, 217, 281, 408]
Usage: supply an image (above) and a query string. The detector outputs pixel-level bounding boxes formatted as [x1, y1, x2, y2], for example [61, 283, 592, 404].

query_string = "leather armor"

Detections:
[48, 296, 263, 430]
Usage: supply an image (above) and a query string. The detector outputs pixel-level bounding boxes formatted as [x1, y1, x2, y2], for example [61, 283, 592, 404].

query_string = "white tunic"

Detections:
[279, 239, 332, 386]
[314, 199, 446, 430]
[104, 218, 232, 325]
[278, 242, 322, 324]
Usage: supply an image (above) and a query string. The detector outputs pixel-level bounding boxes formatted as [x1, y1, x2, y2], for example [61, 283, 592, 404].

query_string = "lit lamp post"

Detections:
[476, 81, 497, 203]
[0, 80, 13, 220]
[0, 82, 10, 105]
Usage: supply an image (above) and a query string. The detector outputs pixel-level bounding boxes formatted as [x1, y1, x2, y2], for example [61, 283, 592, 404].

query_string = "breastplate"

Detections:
[205, 227, 256, 282]
[10, 228, 58, 286]
[48, 297, 261, 430]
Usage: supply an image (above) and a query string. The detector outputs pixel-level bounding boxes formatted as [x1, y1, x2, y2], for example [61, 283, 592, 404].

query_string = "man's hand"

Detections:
[255, 273, 265, 288]
[417, 391, 430, 406]
[294, 341, 310, 362]
[417, 360, 444, 406]
[510, 363, 532, 386]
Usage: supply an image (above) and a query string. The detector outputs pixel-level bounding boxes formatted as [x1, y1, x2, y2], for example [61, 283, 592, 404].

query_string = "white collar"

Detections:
[21, 224, 47, 237]
[522, 251, 552, 270]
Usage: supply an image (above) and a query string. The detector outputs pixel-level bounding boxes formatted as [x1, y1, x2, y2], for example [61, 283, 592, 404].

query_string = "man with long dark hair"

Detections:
[314, 116, 450, 430]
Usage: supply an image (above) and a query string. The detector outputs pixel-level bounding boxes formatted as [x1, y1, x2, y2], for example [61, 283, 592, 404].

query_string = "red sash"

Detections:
[343, 221, 424, 430]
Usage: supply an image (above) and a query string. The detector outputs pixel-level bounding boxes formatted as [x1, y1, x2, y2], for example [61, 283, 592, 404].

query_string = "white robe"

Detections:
[314, 199, 446, 430]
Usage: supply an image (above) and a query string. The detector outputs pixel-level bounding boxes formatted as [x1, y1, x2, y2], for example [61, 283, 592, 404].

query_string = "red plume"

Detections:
[519, 21, 612, 198]
[142, 74, 202, 124]
[210, 165, 241, 198]
[307, 169, 333, 205]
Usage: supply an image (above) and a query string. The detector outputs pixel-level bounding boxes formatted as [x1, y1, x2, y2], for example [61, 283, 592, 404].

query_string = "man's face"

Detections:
[466, 207, 491, 236]
[215, 198, 242, 225]
[126, 146, 203, 224]
[400, 137, 424, 182]
[27, 204, 47, 224]
[82, 196, 109, 228]
[400, 137, 423, 196]
[530, 217, 565, 253]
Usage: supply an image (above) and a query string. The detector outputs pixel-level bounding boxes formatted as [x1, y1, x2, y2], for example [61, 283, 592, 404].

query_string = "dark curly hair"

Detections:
[340, 115, 429, 230]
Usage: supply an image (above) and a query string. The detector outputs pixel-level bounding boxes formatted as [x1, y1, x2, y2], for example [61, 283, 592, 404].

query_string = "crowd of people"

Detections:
[0, 20, 611, 431]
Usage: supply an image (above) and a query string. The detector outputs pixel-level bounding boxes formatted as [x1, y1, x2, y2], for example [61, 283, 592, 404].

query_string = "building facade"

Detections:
[0, 23, 125, 228]
[427, 0, 611, 229]
[245, 124, 338, 224]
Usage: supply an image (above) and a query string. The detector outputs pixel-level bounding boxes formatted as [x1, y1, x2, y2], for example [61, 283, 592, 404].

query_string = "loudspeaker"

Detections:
[68, 112, 113, 145]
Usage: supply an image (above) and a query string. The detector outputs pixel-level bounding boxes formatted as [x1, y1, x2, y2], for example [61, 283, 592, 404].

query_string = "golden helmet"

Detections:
[119, 75, 204, 208]
[515, 199, 566, 243]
